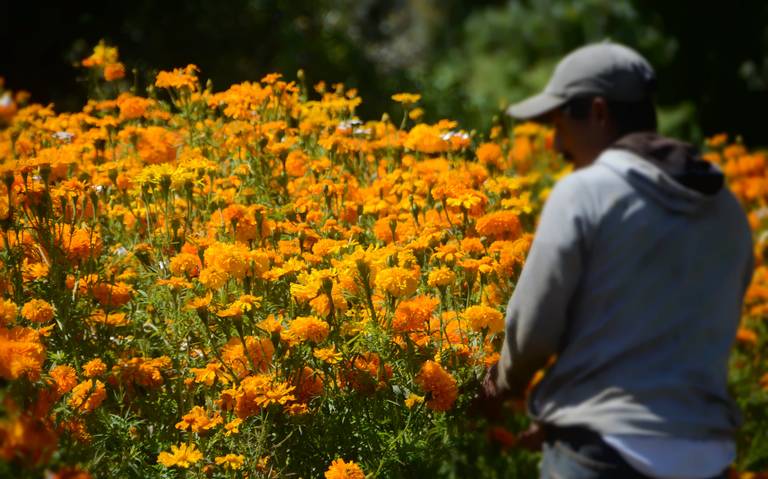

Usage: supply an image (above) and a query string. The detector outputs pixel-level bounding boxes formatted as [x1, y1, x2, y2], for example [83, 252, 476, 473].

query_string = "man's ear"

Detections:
[591, 97, 610, 127]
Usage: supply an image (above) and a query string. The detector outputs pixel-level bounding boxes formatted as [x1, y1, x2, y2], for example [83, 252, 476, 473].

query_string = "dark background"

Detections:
[2, 1, 767, 145]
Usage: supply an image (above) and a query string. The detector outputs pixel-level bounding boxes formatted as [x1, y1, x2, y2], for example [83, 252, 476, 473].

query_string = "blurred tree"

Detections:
[1, 0, 766, 144]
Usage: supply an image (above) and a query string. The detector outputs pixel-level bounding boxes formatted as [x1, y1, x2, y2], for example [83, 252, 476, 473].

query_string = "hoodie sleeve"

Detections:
[496, 173, 595, 395]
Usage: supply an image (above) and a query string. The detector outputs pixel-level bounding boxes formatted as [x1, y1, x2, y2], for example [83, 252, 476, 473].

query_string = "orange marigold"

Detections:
[393, 295, 438, 333]
[0, 326, 45, 380]
[50, 365, 78, 397]
[0, 298, 17, 326]
[324, 458, 365, 479]
[68, 379, 107, 413]
[155, 64, 199, 91]
[21, 299, 55, 323]
[82, 358, 107, 378]
[221, 336, 274, 378]
[475, 210, 522, 240]
[415, 360, 458, 412]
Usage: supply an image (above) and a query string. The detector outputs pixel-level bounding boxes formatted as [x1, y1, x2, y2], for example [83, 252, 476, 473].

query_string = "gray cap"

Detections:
[506, 42, 656, 120]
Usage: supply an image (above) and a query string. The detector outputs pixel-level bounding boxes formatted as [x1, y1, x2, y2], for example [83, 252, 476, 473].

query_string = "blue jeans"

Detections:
[539, 426, 729, 479]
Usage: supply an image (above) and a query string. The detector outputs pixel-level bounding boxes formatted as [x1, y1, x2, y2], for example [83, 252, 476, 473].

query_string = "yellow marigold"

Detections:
[391, 92, 421, 104]
[21, 299, 55, 323]
[324, 458, 365, 479]
[415, 360, 457, 412]
[283, 316, 330, 344]
[81, 40, 118, 67]
[190, 362, 232, 387]
[224, 418, 242, 436]
[427, 267, 456, 288]
[215, 454, 245, 470]
[82, 358, 107, 378]
[404, 393, 424, 409]
[157, 442, 203, 469]
[155, 64, 199, 91]
[0, 298, 17, 326]
[0, 326, 45, 380]
[375, 266, 419, 297]
[475, 210, 522, 240]
[313, 345, 342, 364]
[68, 379, 107, 413]
[199, 267, 228, 290]
[463, 305, 504, 333]
[204, 242, 250, 279]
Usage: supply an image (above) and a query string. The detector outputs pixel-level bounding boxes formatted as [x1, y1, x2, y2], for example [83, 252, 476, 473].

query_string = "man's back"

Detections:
[521, 138, 753, 438]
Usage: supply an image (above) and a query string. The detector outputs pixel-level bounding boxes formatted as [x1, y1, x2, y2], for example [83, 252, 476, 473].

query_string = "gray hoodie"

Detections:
[496, 132, 754, 439]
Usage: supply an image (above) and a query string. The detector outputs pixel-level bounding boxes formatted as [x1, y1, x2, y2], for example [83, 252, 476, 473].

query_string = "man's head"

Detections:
[506, 42, 657, 168]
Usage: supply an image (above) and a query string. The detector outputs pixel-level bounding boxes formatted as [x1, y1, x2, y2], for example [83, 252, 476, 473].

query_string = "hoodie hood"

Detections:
[597, 132, 725, 214]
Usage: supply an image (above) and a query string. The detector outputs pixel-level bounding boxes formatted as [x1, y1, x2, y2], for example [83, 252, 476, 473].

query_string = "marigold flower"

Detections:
[393, 295, 438, 333]
[0, 298, 17, 326]
[175, 406, 223, 433]
[157, 442, 203, 469]
[170, 252, 202, 277]
[0, 326, 45, 380]
[221, 336, 274, 378]
[50, 365, 78, 396]
[284, 316, 330, 344]
[313, 345, 342, 364]
[21, 299, 55, 323]
[391, 92, 421, 104]
[475, 210, 522, 240]
[155, 64, 199, 91]
[463, 305, 504, 334]
[68, 379, 107, 413]
[476, 142, 505, 169]
[103, 62, 125, 81]
[375, 266, 419, 297]
[112, 356, 172, 389]
[82, 358, 107, 378]
[215, 454, 245, 470]
[427, 267, 456, 288]
[324, 458, 365, 479]
[224, 418, 242, 436]
[404, 393, 424, 409]
[415, 360, 457, 412]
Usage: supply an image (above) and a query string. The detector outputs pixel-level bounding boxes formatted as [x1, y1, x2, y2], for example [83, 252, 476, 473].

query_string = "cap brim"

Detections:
[505, 92, 567, 120]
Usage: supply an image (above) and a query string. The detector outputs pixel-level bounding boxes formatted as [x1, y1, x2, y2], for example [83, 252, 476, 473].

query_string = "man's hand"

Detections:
[470, 362, 510, 420]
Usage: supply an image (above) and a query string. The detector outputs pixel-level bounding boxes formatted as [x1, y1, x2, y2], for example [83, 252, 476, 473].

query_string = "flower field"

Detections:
[0, 44, 767, 478]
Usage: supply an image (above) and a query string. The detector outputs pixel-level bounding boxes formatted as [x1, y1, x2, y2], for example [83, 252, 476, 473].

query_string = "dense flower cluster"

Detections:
[0, 43, 765, 478]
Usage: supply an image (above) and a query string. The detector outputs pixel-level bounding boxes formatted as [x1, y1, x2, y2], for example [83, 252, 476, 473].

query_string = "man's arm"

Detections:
[494, 173, 593, 396]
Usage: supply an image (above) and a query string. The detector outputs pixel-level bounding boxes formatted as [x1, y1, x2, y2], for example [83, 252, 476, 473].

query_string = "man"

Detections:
[480, 42, 755, 478]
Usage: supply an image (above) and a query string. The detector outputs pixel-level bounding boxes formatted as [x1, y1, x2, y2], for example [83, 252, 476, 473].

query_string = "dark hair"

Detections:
[562, 95, 657, 135]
